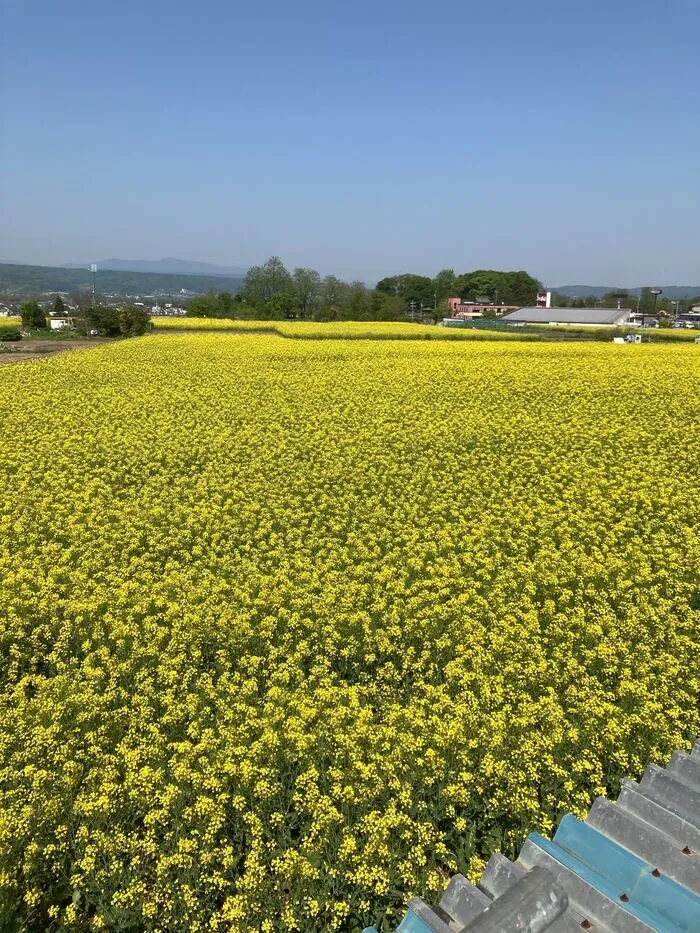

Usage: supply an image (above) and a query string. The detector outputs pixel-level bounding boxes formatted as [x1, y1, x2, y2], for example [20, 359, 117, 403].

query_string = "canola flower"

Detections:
[151, 318, 527, 340]
[0, 333, 698, 931]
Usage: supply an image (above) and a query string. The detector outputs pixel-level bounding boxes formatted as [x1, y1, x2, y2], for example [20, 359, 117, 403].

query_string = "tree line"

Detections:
[185, 258, 543, 322]
[19, 297, 150, 337]
[550, 288, 700, 315]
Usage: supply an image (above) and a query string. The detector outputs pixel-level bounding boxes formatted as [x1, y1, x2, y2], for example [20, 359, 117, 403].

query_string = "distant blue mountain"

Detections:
[65, 257, 248, 276]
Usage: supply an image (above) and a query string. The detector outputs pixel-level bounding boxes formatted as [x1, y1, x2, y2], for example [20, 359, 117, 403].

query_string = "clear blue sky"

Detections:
[2, 0, 699, 285]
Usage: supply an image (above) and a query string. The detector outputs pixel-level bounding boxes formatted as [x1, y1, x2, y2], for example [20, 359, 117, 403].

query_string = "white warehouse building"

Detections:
[500, 307, 632, 327]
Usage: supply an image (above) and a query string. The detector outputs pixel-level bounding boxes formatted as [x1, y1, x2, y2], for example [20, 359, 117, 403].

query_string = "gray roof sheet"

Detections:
[501, 307, 630, 325]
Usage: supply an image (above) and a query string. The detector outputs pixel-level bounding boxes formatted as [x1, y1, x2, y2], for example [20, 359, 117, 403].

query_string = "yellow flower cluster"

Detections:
[0, 333, 698, 931]
[152, 318, 525, 340]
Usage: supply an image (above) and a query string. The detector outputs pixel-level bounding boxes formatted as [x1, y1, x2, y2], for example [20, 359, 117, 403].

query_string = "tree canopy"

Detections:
[183, 257, 543, 322]
[20, 300, 47, 329]
[453, 270, 541, 306]
[52, 295, 67, 317]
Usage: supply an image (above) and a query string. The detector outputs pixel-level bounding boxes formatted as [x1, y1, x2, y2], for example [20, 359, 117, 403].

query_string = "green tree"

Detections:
[507, 270, 541, 306]
[453, 269, 541, 306]
[216, 292, 234, 317]
[186, 294, 219, 317]
[432, 269, 456, 303]
[242, 256, 292, 305]
[343, 281, 370, 320]
[367, 290, 405, 321]
[20, 300, 46, 328]
[638, 287, 654, 314]
[317, 275, 349, 320]
[119, 305, 151, 336]
[52, 295, 67, 317]
[85, 306, 121, 336]
[267, 290, 296, 319]
[292, 268, 321, 318]
[376, 274, 433, 310]
[453, 270, 501, 301]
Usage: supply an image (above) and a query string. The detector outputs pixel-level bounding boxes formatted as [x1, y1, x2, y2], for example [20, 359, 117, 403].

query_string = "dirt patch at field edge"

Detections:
[0, 339, 112, 364]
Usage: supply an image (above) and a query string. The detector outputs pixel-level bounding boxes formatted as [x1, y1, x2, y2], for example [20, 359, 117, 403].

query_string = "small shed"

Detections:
[49, 317, 74, 330]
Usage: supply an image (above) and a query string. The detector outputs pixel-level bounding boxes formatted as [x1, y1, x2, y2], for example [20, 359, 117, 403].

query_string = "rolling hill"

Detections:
[64, 258, 248, 276]
[0, 262, 245, 297]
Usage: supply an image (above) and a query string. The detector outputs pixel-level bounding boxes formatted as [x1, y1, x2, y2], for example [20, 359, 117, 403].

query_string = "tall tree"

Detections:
[242, 256, 292, 305]
[638, 287, 655, 314]
[344, 281, 370, 320]
[507, 270, 541, 306]
[318, 275, 349, 320]
[52, 294, 67, 316]
[376, 274, 433, 309]
[454, 269, 541, 305]
[454, 270, 501, 301]
[186, 294, 219, 317]
[119, 305, 151, 336]
[216, 292, 234, 317]
[20, 300, 46, 328]
[266, 290, 297, 319]
[432, 268, 456, 302]
[292, 268, 321, 318]
[367, 290, 405, 321]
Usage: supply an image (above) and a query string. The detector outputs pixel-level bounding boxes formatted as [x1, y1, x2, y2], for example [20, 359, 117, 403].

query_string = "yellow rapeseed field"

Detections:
[1, 333, 698, 931]
[151, 318, 526, 340]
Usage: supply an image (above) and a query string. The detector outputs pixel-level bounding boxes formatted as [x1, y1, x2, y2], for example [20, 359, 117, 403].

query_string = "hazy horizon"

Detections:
[2, 0, 699, 285]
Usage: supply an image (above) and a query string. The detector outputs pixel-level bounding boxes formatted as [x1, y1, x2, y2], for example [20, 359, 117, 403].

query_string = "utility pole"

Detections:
[90, 263, 97, 307]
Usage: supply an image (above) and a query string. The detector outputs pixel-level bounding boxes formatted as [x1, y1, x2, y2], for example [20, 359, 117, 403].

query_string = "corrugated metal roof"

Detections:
[501, 307, 630, 325]
[363, 738, 700, 933]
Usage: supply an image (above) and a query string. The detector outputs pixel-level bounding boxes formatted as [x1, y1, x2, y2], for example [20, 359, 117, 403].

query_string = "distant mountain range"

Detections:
[63, 257, 248, 276]
[553, 285, 700, 299]
[0, 261, 245, 297]
[2, 258, 699, 302]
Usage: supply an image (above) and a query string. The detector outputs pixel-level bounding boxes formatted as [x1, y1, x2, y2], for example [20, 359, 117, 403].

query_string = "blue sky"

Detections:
[2, 0, 699, 284]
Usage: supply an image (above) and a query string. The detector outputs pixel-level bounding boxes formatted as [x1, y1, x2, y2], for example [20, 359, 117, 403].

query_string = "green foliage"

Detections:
[638, 287, 655, 314]
[186, 294, 219, 317]
[119, 305, 151, 336]
[52, 294, 67, 317]
[266, 289, 297, 318]
[0, 326, 21, 342]
[215, 291, 235, 317]
[20, 300, 46, 329]
[83, 306, 150, 337]
[432, 269, 457, 306]
[376, 273, 434, 310]
[84, 306, 121, 336]
[242, 256, 293, 306]
[453, 270, 541, 306]
[292, 267, 321, 318]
